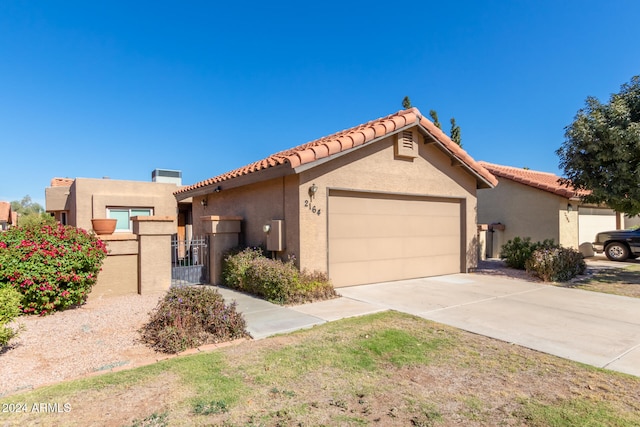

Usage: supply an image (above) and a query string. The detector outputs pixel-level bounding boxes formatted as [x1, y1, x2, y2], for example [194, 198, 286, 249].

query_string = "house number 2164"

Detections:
[303, 200, 321, 216]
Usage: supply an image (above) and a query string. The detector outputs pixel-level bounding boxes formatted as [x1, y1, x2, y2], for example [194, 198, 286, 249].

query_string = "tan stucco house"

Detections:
[175, 108, 498, 287]
[477, 162, 639, 257]
[45, 170, 188, 235]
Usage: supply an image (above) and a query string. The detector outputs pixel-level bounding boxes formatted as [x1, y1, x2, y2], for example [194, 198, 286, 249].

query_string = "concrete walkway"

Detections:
[216, 274, 640, 378]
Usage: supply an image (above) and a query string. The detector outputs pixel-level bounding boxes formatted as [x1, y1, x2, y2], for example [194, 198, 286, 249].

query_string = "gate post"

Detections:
[133, 215, 176, 294]
[201, 215, 242, 285]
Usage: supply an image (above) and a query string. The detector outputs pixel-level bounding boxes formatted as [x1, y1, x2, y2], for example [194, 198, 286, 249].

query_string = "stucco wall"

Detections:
[297, 133, 479, 274]
[194, 131, 483, 278]
[478, 179, 578, 248]
[70, 178, 179, 232]
[193, 175, 300, 258]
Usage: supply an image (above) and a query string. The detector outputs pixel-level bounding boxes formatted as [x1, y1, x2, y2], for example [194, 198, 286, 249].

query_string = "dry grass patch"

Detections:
[563, 264, 640, 298]
[1, 311, 639, 426]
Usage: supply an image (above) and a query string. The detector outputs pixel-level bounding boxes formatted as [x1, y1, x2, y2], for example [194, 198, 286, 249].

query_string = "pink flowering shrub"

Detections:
[0, 223, 108, 315]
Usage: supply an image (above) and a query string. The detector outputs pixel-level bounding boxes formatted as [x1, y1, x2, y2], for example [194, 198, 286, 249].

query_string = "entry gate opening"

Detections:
[171, 235, 209, 286]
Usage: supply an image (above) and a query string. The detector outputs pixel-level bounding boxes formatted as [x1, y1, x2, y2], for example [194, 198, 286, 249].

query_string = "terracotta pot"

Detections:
[91, 218, 117, 235]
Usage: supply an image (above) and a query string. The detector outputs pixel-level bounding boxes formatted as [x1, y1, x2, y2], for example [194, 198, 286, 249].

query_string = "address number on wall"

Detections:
[303, 200, 321, 216]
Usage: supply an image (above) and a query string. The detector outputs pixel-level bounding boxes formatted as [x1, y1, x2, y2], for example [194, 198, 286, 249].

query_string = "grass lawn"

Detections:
[1, 311, 639, 426]
[563, 264, 640, 298]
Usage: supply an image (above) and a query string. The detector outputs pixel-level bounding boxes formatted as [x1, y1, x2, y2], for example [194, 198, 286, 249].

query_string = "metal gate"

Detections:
[171, 235, 209, 286]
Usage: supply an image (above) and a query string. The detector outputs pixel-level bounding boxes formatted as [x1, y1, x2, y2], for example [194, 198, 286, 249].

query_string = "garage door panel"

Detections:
[328, 192, 462, 287]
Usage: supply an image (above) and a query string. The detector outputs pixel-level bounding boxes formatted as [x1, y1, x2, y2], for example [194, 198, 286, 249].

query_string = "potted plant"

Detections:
[91, 218, 117, 235]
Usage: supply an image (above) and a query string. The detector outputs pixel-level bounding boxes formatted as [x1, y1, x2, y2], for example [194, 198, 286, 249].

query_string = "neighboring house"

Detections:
[477, 162, 638, 257]
[175, 108, 497, 287]
[45, 169, 189, 235]
[0, 201, 13, 230]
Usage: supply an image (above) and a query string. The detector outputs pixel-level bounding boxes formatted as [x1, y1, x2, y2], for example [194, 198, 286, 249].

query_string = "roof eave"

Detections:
[174, 163, 294, 201]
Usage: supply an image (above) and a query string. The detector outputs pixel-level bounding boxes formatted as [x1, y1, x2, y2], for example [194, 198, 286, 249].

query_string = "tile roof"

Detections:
[50, 178, 74, 187]
[0, 202, 11, 223]
[478, 161, 589, 199]
[176, 108, 498, 196]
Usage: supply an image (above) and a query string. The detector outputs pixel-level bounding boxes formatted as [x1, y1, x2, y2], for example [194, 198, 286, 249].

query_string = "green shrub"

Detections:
[500, 237, 559, 270]
[221, 246, 265, 291]
[140, 286, 249, 353]
[525, 247, 586, 282]
[0, 285, 23, 346]
[222, 248, 338, 305]
[0, 223, 108, 315]
[244, 256, 300, 304]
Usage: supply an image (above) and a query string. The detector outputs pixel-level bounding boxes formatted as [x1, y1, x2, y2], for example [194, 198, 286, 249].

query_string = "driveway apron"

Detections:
[300, 274, 640, 377]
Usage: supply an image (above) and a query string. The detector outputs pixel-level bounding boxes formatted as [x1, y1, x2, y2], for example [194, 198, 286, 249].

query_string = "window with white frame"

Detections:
[107, 207, 153, 232]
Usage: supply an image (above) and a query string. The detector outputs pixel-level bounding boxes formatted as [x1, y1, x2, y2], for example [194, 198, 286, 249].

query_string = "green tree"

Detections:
[557, 76, 640, 216]
[11, 195, 52, 227]
[402, 96, 412, 109]
[11, 195, 43, 216]
[429, 110, 442, 129]
[450, 117, 461, 146]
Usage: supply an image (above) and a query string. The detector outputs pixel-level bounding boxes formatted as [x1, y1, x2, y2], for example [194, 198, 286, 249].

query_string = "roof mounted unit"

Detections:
[152, 169, 182, 185]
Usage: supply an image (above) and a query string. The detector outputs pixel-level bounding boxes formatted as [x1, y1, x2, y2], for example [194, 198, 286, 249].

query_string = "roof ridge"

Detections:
[176, 108, 496, 196]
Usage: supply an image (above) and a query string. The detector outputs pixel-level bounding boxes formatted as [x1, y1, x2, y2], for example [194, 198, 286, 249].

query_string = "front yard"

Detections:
[563, 262, 640, 298]
[1, 311, 639, 426]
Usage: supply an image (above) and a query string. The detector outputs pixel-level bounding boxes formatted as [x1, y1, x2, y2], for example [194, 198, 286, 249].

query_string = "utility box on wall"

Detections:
[266, 219, 285, 252]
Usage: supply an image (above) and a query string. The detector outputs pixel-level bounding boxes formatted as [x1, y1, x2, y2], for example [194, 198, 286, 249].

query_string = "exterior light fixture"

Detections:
[308, 183, 318, 200]
[263, 224, 271, 233]
[567, 203, 573, 212]
[200, 198, 208, 207]
[214, 186, 221, 193]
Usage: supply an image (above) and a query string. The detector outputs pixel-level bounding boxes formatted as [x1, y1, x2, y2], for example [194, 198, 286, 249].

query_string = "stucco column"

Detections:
[132, 215, 176, 294]
[201, 215, 242, 285]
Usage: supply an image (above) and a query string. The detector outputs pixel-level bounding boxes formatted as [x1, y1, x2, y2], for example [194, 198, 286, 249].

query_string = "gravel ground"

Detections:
[0, 292, 167, 397]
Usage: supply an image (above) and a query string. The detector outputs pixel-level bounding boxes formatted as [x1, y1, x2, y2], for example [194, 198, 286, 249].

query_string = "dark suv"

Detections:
[592, 228, 640, 261]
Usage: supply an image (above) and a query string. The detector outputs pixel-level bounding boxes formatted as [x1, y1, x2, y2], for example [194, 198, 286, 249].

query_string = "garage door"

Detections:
[328, 191, 463, 287]
[578, 207, 616, 246]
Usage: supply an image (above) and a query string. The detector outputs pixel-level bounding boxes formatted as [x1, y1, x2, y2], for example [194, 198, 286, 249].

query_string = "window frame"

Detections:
[106, 207, 154, 232]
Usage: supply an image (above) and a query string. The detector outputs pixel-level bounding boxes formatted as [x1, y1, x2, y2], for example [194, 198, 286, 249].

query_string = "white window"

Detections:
[60, 212, 68, 225]
[107, 207, 153, 232]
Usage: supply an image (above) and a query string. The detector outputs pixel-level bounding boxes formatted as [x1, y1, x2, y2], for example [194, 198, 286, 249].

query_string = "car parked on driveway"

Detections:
[592, 228, 640, 261]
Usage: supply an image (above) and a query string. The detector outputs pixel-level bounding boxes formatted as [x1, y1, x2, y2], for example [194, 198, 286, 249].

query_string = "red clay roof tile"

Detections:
[176, 108, 497, 196]
[478, 161, 588, 199]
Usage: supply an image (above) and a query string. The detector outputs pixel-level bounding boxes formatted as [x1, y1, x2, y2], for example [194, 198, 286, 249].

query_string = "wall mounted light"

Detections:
[200, 198, 208, 207]
[214, 186, 222, 193]
[308, 183, 318, 200]
[567, 203, 573, 212]
[263, 224, 271, 233]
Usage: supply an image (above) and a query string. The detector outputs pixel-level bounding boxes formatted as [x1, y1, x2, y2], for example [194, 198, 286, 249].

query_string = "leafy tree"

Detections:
[402, 96, 412, 109]
[11, 195, 43, 216]
[11, 195, 51, 227]
[429, 110, 442, 129]
[450, 117, 461, 146]
[557, 76, 640, 216]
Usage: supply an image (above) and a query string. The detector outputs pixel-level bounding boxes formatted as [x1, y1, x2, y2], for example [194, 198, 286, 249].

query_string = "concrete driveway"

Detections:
[291, 273, 640, 377]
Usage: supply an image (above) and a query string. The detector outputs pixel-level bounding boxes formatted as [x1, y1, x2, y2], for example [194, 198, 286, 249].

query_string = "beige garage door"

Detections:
[328, 191, 463, 287]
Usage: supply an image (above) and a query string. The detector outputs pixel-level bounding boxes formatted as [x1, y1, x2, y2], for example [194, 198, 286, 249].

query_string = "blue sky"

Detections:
[1, 1, 639, 205]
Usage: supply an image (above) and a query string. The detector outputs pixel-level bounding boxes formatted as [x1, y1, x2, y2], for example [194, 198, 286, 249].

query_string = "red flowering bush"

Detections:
[0, 223, 108, 315]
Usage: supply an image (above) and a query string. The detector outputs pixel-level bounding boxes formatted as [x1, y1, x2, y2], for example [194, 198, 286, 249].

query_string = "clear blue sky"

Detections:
[1, 1, 639, 206]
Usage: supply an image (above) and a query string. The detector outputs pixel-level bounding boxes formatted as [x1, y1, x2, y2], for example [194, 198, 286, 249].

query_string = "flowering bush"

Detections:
[140, 286, 249, 353]
[222, 247, 338, 305]
[0, 223, 108, 315]
[525, 247, 586, 282]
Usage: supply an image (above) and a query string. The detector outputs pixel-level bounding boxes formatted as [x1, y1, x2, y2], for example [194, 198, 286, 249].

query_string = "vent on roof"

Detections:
[152, 169, 182, 185]
[395, 129, 418, 159]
